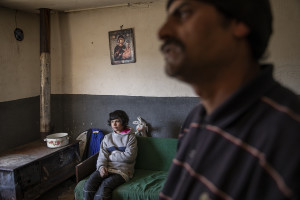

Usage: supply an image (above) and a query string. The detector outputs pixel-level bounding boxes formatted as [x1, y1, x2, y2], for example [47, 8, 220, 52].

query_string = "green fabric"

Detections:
[74, 177, 87, 200]
[135, 136, 177, 171]
[74, 170, 168, 200]
[112, 169, 167, 200]
[74, 137, 178, 200]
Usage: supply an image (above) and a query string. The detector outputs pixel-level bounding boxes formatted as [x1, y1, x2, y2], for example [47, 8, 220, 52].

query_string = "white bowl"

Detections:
[44, 133, 69, 148]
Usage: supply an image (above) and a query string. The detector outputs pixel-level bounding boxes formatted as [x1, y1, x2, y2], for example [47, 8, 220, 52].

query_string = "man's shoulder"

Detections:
[265, 81, 300, 113]
[185, 104, 203, 122]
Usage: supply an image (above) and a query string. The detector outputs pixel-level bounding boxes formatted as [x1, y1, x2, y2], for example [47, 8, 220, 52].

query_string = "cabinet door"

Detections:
[41, 144, 80, 188]
[17, 162, 40, 189]
[15, 162, 41, 200]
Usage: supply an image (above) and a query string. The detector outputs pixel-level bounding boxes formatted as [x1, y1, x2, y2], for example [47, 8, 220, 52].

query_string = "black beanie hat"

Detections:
[166, 0, 273, 60]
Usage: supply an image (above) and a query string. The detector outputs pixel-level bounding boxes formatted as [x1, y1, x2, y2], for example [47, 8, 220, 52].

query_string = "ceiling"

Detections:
[0, 0, 158, 13]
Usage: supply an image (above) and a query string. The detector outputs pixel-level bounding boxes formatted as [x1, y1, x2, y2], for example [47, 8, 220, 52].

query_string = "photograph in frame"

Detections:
[109, 28, 136, 65]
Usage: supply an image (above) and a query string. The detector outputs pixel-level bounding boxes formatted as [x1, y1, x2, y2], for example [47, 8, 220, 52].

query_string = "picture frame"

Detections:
[108, 28, 136, 65]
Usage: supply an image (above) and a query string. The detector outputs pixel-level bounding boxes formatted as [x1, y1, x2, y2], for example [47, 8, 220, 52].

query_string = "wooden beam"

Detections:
[40, 8, 51, 139]
[40, 8, 50, 53]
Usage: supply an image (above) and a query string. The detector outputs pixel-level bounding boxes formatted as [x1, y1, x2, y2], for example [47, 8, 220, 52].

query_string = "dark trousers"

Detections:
[83, 171, 125, 200]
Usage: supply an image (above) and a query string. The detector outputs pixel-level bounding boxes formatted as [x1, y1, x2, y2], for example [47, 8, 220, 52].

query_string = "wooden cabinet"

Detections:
[0, 140, 80, 200]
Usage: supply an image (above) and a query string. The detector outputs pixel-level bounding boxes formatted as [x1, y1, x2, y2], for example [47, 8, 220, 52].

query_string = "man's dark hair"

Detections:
[107, 110, 129, 127]
[167, 0, 273, 60]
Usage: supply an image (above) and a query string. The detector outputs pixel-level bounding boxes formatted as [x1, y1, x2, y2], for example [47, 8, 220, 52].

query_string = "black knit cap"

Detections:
[166, 0, 273, 60]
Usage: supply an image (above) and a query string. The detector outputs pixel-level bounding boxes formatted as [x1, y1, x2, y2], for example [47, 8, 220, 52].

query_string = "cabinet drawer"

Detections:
[41, 146, 79, 180]
[17, 162, 41, 190]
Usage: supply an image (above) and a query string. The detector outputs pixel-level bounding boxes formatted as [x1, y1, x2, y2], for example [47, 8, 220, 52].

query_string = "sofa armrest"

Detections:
[75, 152, 99, 183]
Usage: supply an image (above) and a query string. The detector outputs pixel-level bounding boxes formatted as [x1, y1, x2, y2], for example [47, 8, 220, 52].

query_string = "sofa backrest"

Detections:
[135, 136, 177, 171]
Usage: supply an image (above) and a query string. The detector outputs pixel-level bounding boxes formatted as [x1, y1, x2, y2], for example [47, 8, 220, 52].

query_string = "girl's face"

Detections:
[111, 118, 124, 133]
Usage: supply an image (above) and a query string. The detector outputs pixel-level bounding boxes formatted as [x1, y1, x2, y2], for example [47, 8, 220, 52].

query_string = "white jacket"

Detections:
[96, 127, 137, 181]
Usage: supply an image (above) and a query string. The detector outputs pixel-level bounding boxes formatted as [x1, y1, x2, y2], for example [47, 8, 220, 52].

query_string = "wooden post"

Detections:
[40, 8, 51, 140]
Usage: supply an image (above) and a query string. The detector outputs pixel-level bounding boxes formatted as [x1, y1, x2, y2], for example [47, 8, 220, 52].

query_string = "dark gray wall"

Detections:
[0, 96, 40, 153]
[51, 94, 200, 139]
[0, 95, 199, 152]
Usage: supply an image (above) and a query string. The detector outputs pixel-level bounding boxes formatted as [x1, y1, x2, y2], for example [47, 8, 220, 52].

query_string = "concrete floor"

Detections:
[38, 176, 77, 200]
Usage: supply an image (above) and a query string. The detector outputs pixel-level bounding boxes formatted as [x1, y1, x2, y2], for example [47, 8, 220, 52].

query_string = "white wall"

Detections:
[0, 7, 40, 102]
[268, 0, 300, 94]
[51, 0, 300, 97]
[1, 0, 300, 102]
[50, 0, 196, 97]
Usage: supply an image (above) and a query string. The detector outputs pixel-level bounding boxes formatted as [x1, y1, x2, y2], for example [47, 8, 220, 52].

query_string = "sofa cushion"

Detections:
[135, 136, 177, 171]
[112, 169, 168, 200]
[74, 169, 168, 200]
[74, 137, 178, 200]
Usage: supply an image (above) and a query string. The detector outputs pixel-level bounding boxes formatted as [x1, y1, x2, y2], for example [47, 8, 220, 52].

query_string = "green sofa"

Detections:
[74, 136, 177, 200]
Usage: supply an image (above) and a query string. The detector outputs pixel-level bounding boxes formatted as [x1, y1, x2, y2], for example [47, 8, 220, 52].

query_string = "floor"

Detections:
[38, 176, 77, 200]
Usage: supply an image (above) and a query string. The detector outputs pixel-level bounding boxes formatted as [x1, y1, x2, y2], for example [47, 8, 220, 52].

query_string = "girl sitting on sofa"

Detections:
[83, 110, 137, 200]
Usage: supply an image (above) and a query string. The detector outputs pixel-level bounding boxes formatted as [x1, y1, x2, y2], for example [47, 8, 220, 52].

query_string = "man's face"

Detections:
[159, 0, 235, 83]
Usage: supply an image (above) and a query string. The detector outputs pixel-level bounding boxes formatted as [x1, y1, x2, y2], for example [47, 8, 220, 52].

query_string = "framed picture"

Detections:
[109, 28, 136, 65]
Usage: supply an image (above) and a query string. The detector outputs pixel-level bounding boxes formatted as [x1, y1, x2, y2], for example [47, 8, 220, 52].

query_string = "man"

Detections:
[158, 0, 300, 199]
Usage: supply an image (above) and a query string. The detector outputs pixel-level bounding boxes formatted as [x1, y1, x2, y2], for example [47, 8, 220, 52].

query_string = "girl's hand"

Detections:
[100, 167, 108, 177]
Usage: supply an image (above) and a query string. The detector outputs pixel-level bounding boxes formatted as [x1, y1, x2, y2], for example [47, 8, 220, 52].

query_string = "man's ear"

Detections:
[232, 20, 250, 38]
